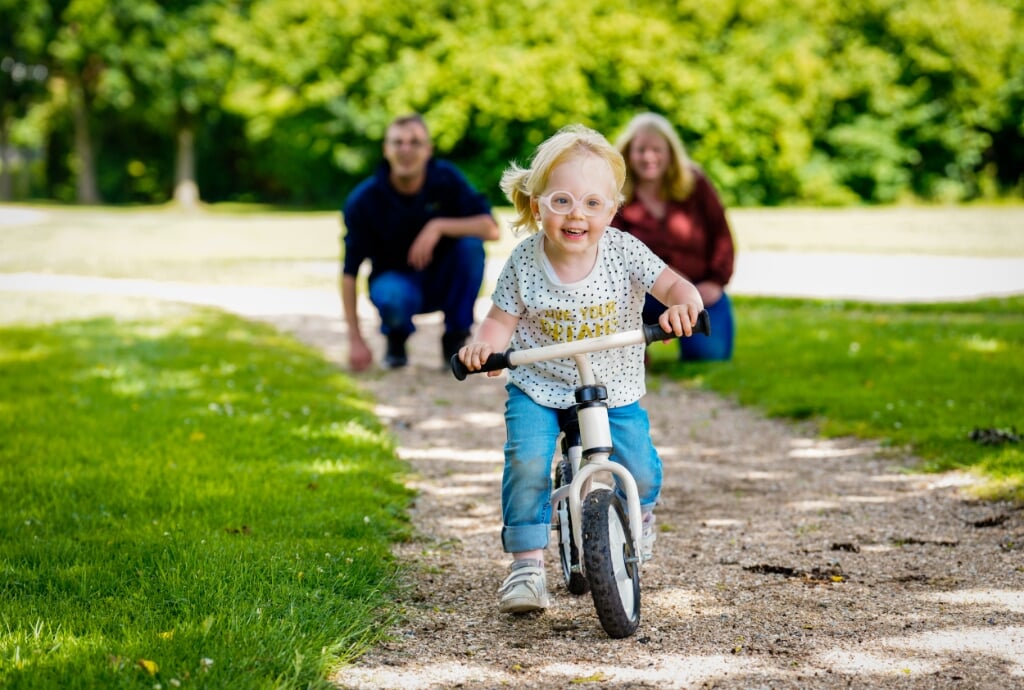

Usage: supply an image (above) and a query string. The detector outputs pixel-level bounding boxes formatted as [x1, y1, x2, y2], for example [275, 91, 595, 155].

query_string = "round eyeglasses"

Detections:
[537, 191, 616, 217]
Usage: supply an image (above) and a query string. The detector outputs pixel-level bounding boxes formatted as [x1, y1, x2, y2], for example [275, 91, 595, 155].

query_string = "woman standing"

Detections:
[614, 113, 735, 361]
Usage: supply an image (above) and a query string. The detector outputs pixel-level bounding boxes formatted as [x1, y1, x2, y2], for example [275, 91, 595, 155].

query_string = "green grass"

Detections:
[0, 311, 413, 689]
[649, 295, 1024, 499]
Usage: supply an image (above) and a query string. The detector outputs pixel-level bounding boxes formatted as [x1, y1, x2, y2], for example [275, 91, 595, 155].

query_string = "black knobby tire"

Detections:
[554, 458, 589, 595]
[582, 489, 640, 638]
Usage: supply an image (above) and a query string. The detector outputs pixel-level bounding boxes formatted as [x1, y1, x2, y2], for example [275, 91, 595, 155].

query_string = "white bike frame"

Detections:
[507, 329, 652, 569]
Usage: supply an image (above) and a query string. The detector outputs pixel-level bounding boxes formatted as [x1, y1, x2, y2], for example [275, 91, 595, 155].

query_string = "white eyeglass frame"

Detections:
[537, 190, 616, 217]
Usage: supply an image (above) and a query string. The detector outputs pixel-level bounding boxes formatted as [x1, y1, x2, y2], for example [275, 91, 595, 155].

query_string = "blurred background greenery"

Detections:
[2, 0, 1022, 209]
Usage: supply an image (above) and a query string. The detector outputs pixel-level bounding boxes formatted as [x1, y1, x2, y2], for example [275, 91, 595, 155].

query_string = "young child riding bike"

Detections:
[455, 124, 704, 614]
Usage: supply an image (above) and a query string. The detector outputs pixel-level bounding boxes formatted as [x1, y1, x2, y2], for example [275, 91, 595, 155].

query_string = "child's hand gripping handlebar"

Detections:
[450, 309, 711, 381]
[641, 308, 711, 345]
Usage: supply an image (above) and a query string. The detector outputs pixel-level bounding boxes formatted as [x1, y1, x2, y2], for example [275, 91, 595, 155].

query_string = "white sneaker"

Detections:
[498, 559, 550, 613]
[641, 512, 656, 561]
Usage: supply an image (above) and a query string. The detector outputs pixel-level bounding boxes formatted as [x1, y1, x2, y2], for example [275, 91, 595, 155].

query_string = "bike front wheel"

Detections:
[582, 489, 640, 638]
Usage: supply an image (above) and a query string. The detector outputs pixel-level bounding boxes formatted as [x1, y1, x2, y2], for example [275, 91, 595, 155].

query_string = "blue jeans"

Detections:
[368, 237, 485, 336]
[643, 291, 735, 361]
[500, 383, 662, 554]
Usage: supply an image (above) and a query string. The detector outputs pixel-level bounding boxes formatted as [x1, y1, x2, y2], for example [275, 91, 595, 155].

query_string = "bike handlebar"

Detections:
[450, 350, 512, 381]
[450, 309, 711, 381]
[642, 309, 711, 344]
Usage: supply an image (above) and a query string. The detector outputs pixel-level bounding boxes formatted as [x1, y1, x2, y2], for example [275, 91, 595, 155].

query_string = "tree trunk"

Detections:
[173, 124, 200, 209]
[0, 121, 11, 201]
[70, 79, 100, 205]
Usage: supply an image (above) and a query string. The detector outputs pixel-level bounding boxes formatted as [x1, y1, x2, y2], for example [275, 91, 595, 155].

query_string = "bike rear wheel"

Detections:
[582, 488, 640, 638]
[554, 458, 589, 595]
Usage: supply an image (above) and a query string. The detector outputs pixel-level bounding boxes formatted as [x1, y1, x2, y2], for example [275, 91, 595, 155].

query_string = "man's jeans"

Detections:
[368, 237, 485, 336]
[500, 383, 662, 554]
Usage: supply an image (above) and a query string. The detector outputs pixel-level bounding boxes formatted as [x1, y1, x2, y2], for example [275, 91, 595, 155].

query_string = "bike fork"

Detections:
[563, 367, 645, 569]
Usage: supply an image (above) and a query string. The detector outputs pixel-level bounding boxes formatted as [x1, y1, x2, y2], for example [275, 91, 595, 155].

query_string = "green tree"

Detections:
[0, 0, 51, 200]
[47, 0, 116, 203]
[817, 0, 1022, 202]
[113, 0, 235, 207]
[216, 0, 399, 203]
[8, 0, 1021, 206]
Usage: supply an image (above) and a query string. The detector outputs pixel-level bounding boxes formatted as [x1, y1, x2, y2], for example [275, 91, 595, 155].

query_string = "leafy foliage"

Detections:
[6, 0, 1023, 206]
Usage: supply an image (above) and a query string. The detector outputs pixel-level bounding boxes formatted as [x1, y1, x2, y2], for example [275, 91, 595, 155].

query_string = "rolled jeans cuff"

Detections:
[501, 523, 550, 554]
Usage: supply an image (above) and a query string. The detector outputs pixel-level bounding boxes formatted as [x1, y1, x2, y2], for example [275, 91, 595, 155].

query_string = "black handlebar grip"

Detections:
[695, 309, 712, 336]
[449, 350, 513, 381]
[642, 309, 712, 345]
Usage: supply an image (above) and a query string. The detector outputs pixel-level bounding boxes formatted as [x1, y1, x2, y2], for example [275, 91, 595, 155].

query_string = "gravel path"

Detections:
[254, 312, 1024, 690]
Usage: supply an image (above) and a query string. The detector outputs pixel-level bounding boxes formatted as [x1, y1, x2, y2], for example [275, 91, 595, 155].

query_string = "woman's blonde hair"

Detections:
[500, 124, 626, 236]
[615, 112, 695, 203]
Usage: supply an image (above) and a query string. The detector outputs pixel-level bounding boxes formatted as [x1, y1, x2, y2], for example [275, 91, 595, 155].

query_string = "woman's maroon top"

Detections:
[613, 166, 735, 287]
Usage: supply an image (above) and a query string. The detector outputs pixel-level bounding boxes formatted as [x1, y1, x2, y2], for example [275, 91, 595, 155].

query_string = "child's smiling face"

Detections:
[532, 152, 618, 262]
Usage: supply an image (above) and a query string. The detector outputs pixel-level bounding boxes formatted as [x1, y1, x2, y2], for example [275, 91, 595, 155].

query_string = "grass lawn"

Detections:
[649, 295, 1024, 499]
[0, 310, 412, 689]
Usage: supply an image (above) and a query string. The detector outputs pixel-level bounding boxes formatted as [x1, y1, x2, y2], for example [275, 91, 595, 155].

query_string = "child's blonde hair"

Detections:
[615, 112, 696, 203]
[500, 124, 626, 236]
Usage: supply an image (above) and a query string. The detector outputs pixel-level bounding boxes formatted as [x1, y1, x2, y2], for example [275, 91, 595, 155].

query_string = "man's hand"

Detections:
[408, 220, 442, 270]
[348, 337, 373, 372]
[341, 273, 373, 371]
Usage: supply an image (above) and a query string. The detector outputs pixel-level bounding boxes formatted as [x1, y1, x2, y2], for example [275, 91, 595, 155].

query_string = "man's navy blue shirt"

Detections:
[342, 158, 492, 281]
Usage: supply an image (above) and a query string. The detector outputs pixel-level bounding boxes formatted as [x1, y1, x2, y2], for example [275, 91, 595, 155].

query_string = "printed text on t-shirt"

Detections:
[540, 301, 621, 342]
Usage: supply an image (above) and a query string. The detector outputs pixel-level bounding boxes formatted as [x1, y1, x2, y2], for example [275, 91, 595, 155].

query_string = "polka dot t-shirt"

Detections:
[492, 227, 667, 409]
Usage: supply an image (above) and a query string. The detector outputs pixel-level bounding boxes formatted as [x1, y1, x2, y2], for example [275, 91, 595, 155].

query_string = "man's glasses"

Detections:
[537, 191, 615, 217]
[386, 138, 427, 149]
